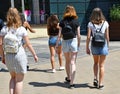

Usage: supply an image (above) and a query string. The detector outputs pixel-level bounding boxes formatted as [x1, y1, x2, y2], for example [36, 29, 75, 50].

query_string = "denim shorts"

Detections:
[62, 38, 78, 52]
[48, 36, 62, 46]
[91, 41, 109, 55]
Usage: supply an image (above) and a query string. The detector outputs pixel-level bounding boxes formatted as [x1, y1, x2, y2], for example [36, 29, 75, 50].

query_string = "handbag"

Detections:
[92, 22, 105, 47]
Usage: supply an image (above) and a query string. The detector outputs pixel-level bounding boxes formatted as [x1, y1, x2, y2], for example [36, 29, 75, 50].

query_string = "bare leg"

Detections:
[9, 72, 16, 94]
[99, 55, 106, 86]
[64, 52, 71, 80]
[70, 52, 77, 85]
[15, 73, 24, 94]
[93, 55, 99, 80]
[49, 46, 56, 69]
[57, 45, 63, 67]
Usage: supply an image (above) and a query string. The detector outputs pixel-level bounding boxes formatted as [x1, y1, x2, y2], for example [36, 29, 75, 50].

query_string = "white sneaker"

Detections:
[59, 66, 65, 70]
[52, 69, 56, 73]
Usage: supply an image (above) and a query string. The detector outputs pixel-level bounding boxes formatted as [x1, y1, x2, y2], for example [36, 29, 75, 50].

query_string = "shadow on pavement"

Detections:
[29, 81, 90, 89]
[0, 68, 8, 72]
[28, 68, 65, 73]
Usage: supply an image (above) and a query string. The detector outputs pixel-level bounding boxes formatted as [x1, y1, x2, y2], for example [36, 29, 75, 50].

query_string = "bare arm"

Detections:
[23, 36, 38, 62]
[0, 36, 5, 64]
[86, 27, 91, 55]
[76, 26, 81, 48]
[23, 21, 36, 33]
[105, 27, 109, 47]
[55, 27, 62, 48]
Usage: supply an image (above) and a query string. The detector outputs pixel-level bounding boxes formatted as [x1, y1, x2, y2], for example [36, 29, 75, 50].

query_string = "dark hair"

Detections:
[20, 13, 26, 24]
[0, 19, 4, 30]
[47, 14, 59, 35]
[90, 7, 106, 24]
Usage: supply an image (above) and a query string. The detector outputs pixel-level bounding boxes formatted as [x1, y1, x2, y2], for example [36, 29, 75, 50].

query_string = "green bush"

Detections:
[110, 4, 120, 21]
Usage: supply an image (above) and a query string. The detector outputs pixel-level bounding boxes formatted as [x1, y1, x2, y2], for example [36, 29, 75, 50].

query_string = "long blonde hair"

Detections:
[6, 8, 22, 28]
[63, 5, 78, 19]
[90, 7, 106, 24]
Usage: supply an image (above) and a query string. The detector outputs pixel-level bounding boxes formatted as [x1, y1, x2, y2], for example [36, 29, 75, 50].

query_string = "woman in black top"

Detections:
[56, 5, 81, 88]
[47, 14, 64, 73]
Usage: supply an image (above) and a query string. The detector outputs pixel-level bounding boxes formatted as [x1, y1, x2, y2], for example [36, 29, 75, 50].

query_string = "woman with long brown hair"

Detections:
[86, 7, 109, 89]
[47, 14, 64, 73]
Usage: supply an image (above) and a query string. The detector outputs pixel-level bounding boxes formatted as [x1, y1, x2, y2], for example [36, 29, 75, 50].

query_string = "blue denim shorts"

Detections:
[62, 38, 78, 52]
[91, 41, 109, 55]
[48, 36, 62, 46]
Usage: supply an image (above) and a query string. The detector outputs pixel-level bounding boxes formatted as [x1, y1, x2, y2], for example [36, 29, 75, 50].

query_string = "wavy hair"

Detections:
[47, 14, 59, 35]
[90, 8, 106, 24]
[63, 5, 78, 19]
[6, 8, 22, 28]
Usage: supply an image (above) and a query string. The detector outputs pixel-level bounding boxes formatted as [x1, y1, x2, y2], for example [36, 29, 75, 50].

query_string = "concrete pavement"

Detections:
[0, 36, 120, 94]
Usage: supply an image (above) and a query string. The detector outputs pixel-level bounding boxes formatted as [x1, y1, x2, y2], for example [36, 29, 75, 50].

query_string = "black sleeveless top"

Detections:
[48, 28, 59, 36]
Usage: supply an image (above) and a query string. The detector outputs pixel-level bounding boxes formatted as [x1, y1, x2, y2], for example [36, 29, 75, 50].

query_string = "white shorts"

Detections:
[62, 38, 78, 53]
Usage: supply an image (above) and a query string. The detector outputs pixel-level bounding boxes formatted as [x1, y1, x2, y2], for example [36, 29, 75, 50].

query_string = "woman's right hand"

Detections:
[34, 55, 38, 62]
[2, 56, 5, 64]
[86, 47, 90, 55]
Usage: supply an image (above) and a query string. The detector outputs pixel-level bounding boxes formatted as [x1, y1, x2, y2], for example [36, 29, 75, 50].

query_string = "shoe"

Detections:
[27, 65, 29, 70]
[68, 84, 75, 89]
[98, 85, 104, 90]
[52, 69, 56, 73]
[59, 66, 65, 70]
[65, 77, 70, 83]
[93, 79, 98, 87]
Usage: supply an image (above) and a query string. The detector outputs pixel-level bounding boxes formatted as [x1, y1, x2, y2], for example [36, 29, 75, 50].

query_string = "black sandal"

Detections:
[93, 79, 98, 87]
[68, 84, 75, 89]
[98, 85, 104, 90]
[65, 77, 70, 83]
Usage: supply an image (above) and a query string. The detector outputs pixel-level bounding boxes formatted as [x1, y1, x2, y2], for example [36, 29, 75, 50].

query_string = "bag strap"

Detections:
[92, 21, 105, 32]
[64, 19, 76, 33]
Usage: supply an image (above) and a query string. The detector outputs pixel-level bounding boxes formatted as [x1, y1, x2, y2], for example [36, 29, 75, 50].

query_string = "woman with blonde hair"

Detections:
[56, 5, 81, 88]
[47, 14, 64, 73]
[86, 7, 109, 89]
[0, 8, 38, 94]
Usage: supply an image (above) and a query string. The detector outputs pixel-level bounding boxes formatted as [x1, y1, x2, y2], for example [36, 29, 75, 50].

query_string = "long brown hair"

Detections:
[63, 5, 78, 19]
[90, 7, 106, 24]
[47, 14, 59, 35]
[6, 8, 22, 28]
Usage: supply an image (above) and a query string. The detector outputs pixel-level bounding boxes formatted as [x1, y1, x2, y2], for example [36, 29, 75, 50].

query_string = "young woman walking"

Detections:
[0, 8, 38, 94]
[47, 14, 64, 73]
[86, 7, 109, 89]
[56, 5, 81, 88]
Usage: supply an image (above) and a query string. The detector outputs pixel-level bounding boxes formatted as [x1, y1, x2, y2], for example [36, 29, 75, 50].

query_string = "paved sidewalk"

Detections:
[0, 36, 120, 94]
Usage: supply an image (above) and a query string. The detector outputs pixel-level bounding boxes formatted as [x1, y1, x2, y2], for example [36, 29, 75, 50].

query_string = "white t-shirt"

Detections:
[0, 26, 28, 44]
[87, 21, 109, 35]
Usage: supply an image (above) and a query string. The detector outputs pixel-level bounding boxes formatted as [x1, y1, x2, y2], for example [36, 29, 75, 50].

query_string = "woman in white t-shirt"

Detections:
[86, 7, 109, 89]
[0, 8, 38, 94]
